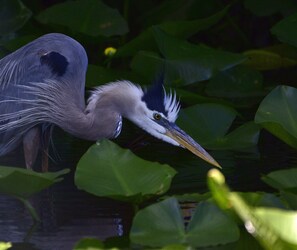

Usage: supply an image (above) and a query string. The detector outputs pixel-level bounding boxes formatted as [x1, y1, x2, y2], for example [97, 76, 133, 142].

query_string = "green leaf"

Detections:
[186, 201, 239, 247]
[74, 140, 176, 203]
[73, 238, 104, 250]
[262, 168, 297, 190]
[243, 49, 297, 71]
[116, 6, 229, 57]
[255, 85, 297, 149]
[36, 0, 128, 37]
[0, 166, 69, 199]
[244, 0, 289, 16]
[206, 66, 263, 97]
[253, 208, 297, 245]
[86, 65, 139, 87]
[130, 197, 239, 247]
[152, 28, 246, 85]
[208, 169, 297, 250]
[178, 104, 260, 149]
[271, 12, 297, 48]
[0, 0, 31, 34]
[237, 192, 286, 208]
[280, 191, 297, 210]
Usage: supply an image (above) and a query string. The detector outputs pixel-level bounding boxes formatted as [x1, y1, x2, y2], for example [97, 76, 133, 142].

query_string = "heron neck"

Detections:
[59, 105, 121, 141]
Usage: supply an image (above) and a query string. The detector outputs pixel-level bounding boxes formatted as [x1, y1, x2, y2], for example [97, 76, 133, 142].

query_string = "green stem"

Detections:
[18, 197, 40, 222]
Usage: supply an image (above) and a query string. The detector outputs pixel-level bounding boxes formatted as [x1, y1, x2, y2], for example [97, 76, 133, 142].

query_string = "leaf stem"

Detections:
[17, 197, 40, 222]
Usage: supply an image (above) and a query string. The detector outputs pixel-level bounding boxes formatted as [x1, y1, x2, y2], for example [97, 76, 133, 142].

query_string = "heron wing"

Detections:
[0, 33, 88, 155]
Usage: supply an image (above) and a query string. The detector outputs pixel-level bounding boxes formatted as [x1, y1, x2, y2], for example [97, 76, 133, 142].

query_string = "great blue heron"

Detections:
[0, 33, 220, 171]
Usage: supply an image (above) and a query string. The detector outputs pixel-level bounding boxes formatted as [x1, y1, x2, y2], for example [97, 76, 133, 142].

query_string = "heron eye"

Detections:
[153, 113, 161, 120]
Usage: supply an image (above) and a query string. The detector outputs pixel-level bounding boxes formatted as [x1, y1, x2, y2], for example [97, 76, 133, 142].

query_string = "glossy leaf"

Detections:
[0, 0, 31, 34]
[255, 85, 297, 149]
[130, 197, 239, 247]
[271, 12, 297, 48]
[178, 104, 260, 149]
[36, 0, 128, 37]
[262, 168, 297, 191]
[75, 140, 176, 202]
[152, 28, 246, 85]
[0, 166, 69, 199]
[208, 169, 297, 250]
[116, 6, 229, 57]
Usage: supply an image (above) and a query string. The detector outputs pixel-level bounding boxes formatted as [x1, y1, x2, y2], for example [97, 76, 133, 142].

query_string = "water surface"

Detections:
[0, 128, 296, 249]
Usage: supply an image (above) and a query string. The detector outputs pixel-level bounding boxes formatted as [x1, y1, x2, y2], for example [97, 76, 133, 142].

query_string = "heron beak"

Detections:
[163, 121, 221, 168]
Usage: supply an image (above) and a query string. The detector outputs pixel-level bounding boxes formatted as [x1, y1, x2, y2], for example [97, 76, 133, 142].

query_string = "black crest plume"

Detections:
[142, 75, 167, 116]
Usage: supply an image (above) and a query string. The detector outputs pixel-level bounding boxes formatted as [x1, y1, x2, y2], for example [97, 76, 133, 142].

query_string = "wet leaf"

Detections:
[0, 0, 31, 34]
[130, 197, 239, 247]
[255, 85, 297, 149]
[0, 166, 69, 199]
[74, 140, 176, 203]
[178, 104, 260, 150]
[36, 0, 128, 37]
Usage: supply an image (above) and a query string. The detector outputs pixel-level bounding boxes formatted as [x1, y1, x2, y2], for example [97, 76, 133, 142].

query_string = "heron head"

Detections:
[127, 78, 221, 168]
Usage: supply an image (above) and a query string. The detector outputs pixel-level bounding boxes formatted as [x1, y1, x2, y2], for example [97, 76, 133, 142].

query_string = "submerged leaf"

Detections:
[75, 140, 176, 202]
[255, 85, 297, 149]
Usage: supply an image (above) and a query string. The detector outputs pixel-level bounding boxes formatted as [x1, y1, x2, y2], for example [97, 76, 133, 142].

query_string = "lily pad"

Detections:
[36, 0, 128, 37]
[74, 140, 176, 203]
[0, 166, 69, 199]
[130, 197, 239, 247]
[177, 103, 260, 150]
[255, 85, 297, 149]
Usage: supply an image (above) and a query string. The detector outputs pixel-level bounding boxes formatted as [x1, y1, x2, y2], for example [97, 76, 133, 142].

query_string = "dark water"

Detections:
[0, 128, 296, 250]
